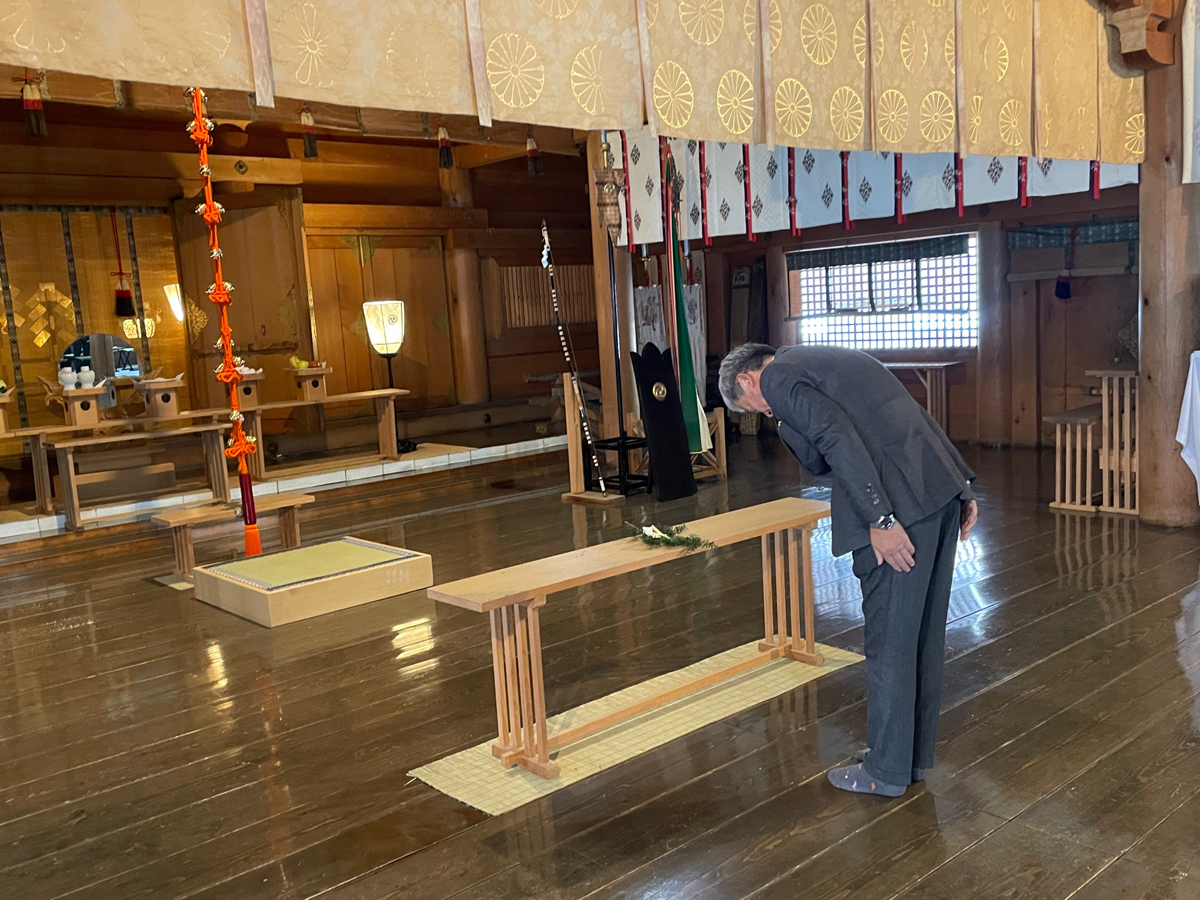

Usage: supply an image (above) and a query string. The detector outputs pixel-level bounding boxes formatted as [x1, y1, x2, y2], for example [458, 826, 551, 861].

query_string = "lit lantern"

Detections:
[362, 300, 406, 388]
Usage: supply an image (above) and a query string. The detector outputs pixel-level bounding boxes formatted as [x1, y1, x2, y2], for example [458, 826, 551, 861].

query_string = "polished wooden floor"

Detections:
[2, 436, 1199, 900]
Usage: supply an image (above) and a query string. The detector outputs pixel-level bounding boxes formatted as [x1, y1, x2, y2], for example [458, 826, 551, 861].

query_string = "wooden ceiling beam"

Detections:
[0, 144, 301, 184]
[452, 144, 528, 169]
[302, 204, 488, 231]
[1099, 0, 1177, 68]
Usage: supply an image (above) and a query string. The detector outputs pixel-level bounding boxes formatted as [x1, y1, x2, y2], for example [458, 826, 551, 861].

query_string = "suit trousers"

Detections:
[851, 498, 961, 786]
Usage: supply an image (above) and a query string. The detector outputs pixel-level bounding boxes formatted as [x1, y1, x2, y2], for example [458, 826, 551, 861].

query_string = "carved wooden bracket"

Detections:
[1100, 0, 1177, 68]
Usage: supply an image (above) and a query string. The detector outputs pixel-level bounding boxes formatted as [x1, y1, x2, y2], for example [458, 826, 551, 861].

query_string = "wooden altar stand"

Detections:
[428, 497, 830, 779]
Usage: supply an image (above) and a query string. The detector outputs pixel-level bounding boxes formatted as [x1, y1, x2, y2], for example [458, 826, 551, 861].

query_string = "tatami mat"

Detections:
[410, 641, 862, 815]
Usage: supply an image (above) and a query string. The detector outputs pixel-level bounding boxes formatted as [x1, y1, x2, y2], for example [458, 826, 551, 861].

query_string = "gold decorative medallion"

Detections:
[717, 69, 755, 135]
[487, 33, 545, 108]
[968, 95, 983, 144]
[535, 0, 579, 17]
[919, 90, 955, 144]
[999, 98, 1024, 147]
[970, 0, 990, 13]
[928, 0, 948, 6]
[776, 79, 813, 139]
[1124, 113, 1145, 157]
[853, 16, 884, 67]
[680, 0, 725, 46]
[801, 4, 837, 66]
[1003, 0, 1018, 21]
[830, 85, 864, 143]
[571, 45, 605, 114]
[743, 0, 782, 51]
[944, 29, 955, 75]
[652, 382, 667, 401]
[646, 0, 660, 27]
[987, 35, 1010, 82]
[653, 60, 695, 129]
[900, 21, 928, 72]
[877, 90, 910, 144]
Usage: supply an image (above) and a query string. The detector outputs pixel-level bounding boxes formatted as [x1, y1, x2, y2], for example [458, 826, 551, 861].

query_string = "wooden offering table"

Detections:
[428, 497, 830, 779]
[48, 423, 231, 530]
[1044, 404, 1102, 512]
[241, 388, 407, 480]
[883, 362, 962, 431]
[0, 391, 14, 437]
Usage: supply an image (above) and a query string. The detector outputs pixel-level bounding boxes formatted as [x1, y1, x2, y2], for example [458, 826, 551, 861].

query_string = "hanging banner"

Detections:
[669, 137, 706, 241]
[794, 147, 842, 228]
[871, 0, 957, 154]
[848, 151, 894, 221]
[1097, 13, 1144, 165]
[626, 127, 664, 244]
[1027, 157, 1089, 197]
[960, 0, 1033, 159]
[1034, 0, 1097, 161]
[642, 0, 762, 143]
[901, 152, 956, 214]
[475, 0, 643, 130]
[749, 144, 790, 234]
[705, 141, 748, 237]
[1099, 163, 1139, 190]
[962, 154, 1017, 205]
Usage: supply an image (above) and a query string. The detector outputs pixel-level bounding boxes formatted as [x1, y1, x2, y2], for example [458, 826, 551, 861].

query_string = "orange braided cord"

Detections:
[188, 88, 257, 464]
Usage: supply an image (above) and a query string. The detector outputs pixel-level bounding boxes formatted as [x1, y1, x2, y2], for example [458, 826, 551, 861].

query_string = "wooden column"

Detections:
[586, 132, 637, 438]
[1138, 54, 1200, 527]
[765, 244, 793, 348]
[704, 251, 730, 355]
[976, 222, 1012, 445]
[440, 166, 490, 404]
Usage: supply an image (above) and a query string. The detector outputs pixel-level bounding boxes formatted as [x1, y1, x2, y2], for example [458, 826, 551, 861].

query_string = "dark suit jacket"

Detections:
[760, 346, 975, 557]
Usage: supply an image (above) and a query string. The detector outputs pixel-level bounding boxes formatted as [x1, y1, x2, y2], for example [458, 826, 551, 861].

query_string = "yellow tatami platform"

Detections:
[411, 641, 862, 815]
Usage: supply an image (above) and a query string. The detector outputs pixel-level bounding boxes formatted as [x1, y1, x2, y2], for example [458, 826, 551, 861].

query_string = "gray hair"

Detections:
[718, 342, 776, 412]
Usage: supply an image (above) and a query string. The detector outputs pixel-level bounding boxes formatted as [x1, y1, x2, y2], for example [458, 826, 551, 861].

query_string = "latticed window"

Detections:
[786, 234, 979, 349]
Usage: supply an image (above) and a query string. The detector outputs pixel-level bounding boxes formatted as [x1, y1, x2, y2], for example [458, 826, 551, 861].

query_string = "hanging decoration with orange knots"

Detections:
[187, 86, 262, 556]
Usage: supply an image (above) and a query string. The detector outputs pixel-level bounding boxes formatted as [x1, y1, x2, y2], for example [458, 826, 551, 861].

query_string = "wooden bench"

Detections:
[1044, 403, 1102, 512]
[428, 497, 830, 779]
[1088, 370, 1138, 515]
[48, 424, 231, 530]
[153, 491, 316, 583]
[240, 388, 409, 480]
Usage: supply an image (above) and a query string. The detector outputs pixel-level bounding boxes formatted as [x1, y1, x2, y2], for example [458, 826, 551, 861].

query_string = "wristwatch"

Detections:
[872, 513, 896, 531]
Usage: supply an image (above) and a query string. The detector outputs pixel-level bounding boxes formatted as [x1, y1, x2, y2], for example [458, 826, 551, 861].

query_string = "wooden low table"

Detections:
[240, 388, 408, 480]
[152, 491, 316, 583]
[48, 423, 231, 530]
[883, 362, 962, 431]
[194, 536, 433, 627]
[428, 497, 831, 779]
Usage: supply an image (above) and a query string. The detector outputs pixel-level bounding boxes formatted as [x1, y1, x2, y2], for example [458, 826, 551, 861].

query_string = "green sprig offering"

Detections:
[625, 522, 716, 554]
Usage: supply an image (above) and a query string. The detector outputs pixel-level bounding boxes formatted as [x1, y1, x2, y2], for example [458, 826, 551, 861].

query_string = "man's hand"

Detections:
[960, 499, 979, 542]
[871, 523, 916, 572]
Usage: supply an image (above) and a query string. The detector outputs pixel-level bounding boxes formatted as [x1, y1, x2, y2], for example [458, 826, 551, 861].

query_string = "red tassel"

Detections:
[841, 151, 854, 230]
[437, 127, 453, 169]
[1018, 157, 1030, 208]
[954, 153, 964, 217]
[700, 140, 711, 246]
[743, 144, 755, 241]
[527, 133, 543, 176]
[300, 107, 317, 159]
[620, 130, 635, 253]
[788, 147, 800, 237]
[1090, 160, 1101, 199]
[110, 209, 135, 317]
[21, 80, 46, 137]
[895, 153, 907, 224]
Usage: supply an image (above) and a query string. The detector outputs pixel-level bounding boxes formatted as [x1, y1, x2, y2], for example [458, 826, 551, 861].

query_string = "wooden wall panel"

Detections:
[172, 188, 311, 411]
[1010, 281, 1041, 448]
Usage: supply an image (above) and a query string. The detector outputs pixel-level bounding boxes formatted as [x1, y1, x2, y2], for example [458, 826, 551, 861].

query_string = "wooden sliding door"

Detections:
[306, 234, 455, 407]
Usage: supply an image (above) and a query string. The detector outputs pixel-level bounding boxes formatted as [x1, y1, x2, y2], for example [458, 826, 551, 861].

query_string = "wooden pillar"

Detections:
[977, 222, 1012, 445]
[765, 244, 793, 348]
[1138, 54, 1200, 527]
[586, 132, 637, 438]
[440, 166, 490, 404]
[704, 251, 730, 356]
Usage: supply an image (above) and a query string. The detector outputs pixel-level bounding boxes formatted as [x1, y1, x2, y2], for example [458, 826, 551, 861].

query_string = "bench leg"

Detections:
[56, 448, 81, 531]
[32, 434, 54, 515]
[758, 527, 823, 666]
[279, 507, 301, 550]
[174, 524, 196, 583]
[490, 597, 559, 779]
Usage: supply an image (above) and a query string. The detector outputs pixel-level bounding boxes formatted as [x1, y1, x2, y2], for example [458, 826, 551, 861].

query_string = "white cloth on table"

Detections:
[1177, 350, 1200, 506]
[1180, 352, 1200, 508]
